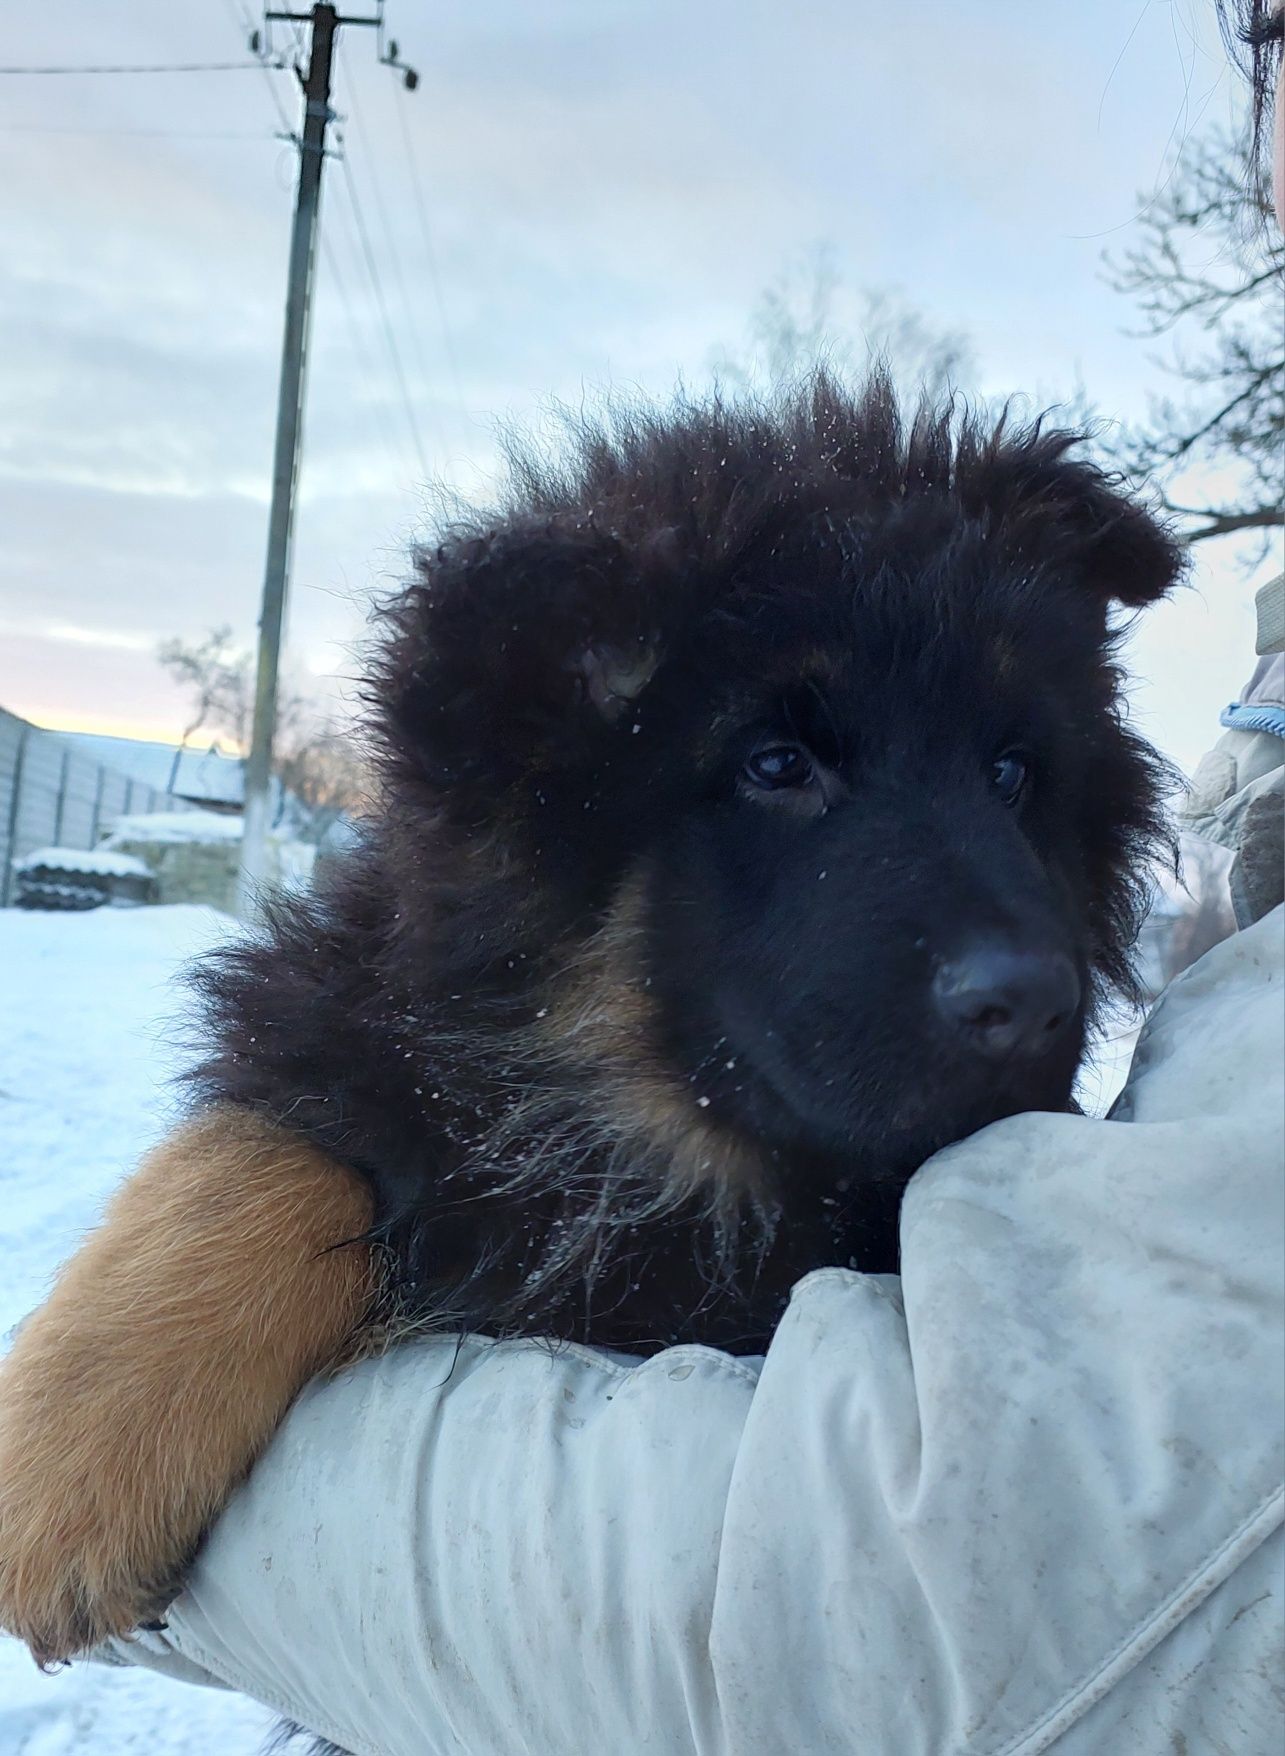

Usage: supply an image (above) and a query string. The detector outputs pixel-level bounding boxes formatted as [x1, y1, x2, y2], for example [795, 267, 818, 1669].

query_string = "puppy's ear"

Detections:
[372, 521, 669, 798]
[1051, 464, 1186, 608]
[976, 432, 1187, 609]
[573, 640, 662, 723]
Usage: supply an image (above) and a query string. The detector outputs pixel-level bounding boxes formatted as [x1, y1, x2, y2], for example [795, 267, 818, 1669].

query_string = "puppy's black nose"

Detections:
[932, 945, 1080, 1060]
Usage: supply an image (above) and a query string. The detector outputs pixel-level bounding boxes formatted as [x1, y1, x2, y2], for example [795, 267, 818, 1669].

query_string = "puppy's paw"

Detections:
[0, 1533, 178, 1671]
[0, 1348, 192, 1666]
[0, 1110, 375, 1667]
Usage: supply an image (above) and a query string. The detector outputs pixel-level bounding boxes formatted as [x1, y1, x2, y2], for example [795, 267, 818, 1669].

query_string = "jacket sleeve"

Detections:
[112, 907, 1285, 1756]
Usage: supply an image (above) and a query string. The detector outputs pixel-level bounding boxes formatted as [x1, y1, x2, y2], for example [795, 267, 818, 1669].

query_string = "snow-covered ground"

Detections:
[0, 904, 278, 1755]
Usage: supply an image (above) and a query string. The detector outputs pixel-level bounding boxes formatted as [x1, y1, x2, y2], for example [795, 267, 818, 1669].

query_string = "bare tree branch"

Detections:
[157, 630, 368, 840]
[1149, 363, 1282, 467]
[1175, 505, 1285, 542]
[711, 246, 974, 400]
[1102, 127, 1284, 553]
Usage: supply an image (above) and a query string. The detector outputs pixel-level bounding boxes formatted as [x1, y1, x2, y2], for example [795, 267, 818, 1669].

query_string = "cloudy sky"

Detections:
[0, 0, 1275, 775]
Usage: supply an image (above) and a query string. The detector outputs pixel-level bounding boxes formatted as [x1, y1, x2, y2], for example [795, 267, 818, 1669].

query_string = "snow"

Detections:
[12, 848, 154, 880]
[0, 905, 278, 1755]
[101, 810, 244, 846]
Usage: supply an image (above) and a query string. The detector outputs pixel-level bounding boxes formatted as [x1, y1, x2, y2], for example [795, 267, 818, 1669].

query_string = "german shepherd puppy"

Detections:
[0, 375, 1181, 1667]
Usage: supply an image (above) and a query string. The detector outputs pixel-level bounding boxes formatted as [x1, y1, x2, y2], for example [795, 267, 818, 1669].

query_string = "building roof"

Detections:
[61, 734, 246, 807]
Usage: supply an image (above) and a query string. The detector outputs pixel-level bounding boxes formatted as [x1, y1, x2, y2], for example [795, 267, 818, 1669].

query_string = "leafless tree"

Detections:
[713, 246, 974, 401]
[158, 625, 251, 750]
[1103, 127, 1284, 549]
[273, 722, 370, 841]
[158, 631, 368, 840]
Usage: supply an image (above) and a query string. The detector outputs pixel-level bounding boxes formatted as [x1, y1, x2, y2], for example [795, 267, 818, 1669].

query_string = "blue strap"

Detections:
[1219, 702, 1285, 739]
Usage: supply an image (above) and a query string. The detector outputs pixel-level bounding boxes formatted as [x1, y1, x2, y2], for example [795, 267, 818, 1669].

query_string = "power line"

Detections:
[220, 13, 424, 500]
[316, 56, 424, 479]
[0, 124, 274, 138]
[336, 132, 430, 479]
[317, 230, 409, 478]
[392, 77, 467, 418]
[0, 61, 284, 76]
[343, 72, 440, 433]
[251, 61, 294, 137]
[222, 0, 295, 134]
[227, 4, 431, 477]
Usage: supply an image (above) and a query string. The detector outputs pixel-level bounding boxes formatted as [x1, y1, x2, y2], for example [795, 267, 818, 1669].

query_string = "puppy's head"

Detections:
[372, 375, 1182, 1196]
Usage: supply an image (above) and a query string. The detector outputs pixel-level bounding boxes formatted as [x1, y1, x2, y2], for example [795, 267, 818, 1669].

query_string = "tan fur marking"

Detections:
[0, 1109, 374, 1664]
[548, 867, 766, 1201]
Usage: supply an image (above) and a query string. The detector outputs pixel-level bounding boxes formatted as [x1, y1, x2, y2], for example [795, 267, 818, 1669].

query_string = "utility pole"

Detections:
[237, 3, 414, 919]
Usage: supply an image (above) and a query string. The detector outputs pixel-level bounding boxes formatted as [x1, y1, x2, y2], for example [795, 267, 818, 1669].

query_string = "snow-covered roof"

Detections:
[14, 845, 154, 878]
[62, 733, 245, 806]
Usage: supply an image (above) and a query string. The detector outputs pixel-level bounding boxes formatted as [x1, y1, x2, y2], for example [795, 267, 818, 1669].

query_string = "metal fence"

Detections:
[0, 708, 191, 905]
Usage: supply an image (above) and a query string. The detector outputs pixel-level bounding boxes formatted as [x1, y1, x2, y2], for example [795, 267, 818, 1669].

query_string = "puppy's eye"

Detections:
[990, 750, 1030, 806]
[744, 742, 815, 791]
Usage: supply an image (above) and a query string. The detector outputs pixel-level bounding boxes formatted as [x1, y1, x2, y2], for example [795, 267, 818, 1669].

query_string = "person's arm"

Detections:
[108, 907, 1285, 1756]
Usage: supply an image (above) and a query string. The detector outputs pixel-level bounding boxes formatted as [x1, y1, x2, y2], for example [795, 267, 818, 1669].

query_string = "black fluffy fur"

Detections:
[190, 373, 1183, 1355]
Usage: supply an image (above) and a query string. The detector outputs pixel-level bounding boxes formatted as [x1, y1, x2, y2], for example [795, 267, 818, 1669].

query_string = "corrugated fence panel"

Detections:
[10, 737, 61, 875]
[0, 713, 25, 846]
[96, 770, 131, 839]
[0, 708, 196, 905]
[56, 751, 102, 853]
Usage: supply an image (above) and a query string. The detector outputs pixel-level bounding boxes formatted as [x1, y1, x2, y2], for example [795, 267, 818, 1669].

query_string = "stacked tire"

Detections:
[14, 871, 113, 911]
[10, 850, 158, 911]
